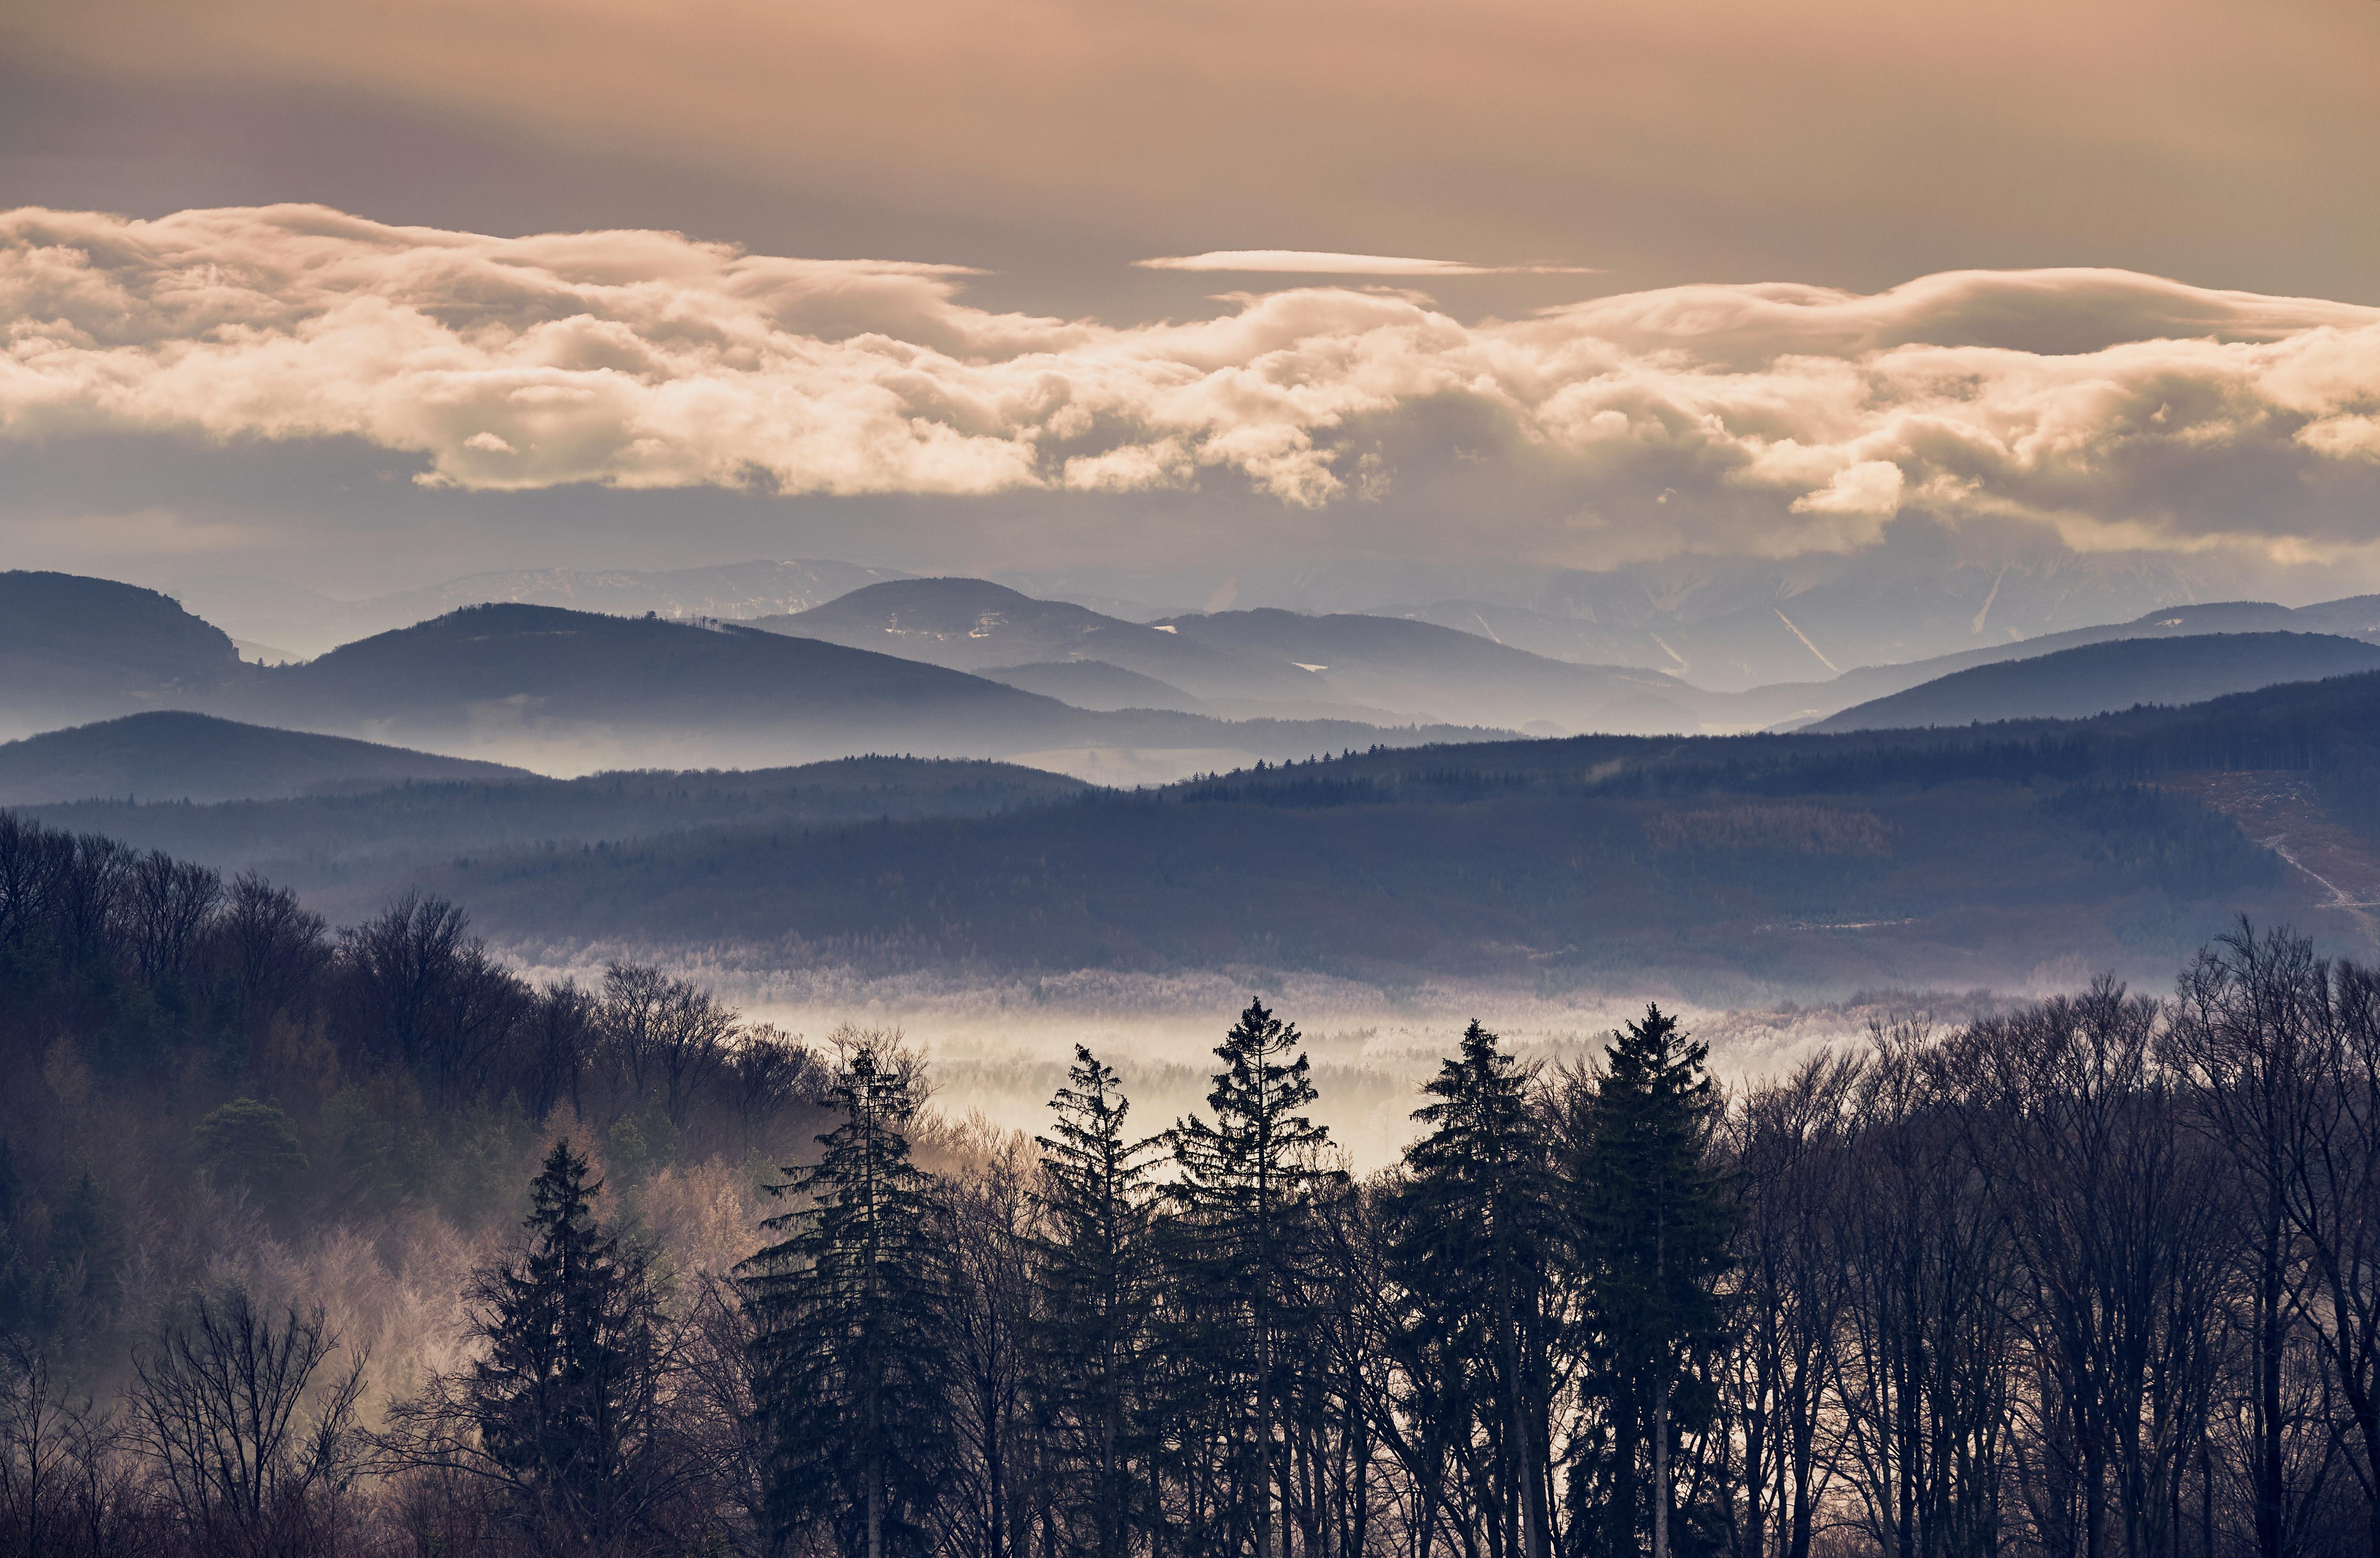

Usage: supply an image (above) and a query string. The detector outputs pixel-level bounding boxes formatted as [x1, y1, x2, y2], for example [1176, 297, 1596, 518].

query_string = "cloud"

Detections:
[4, 205, 2379, 566]
[1135, 251, 1597, 276]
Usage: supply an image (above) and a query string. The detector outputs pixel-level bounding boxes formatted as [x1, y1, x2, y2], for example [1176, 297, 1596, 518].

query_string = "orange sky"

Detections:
[10, 0, 2376, 314]
[0, 0, 2376, 591]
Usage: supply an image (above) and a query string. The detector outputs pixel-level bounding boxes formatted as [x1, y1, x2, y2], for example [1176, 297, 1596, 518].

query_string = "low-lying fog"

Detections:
[504, 950, 2020, 1169]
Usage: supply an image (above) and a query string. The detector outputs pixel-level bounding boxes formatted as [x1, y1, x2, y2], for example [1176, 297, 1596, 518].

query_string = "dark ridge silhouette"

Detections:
[1729, 596, 2380, 728]
[0, 711, 531, 804]
[0, 571, 243, 731]
[1808, 631, 2380, 730]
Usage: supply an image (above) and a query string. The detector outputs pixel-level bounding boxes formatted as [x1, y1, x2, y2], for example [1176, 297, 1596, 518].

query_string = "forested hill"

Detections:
[19, 671, 2380, 997]
[400, 672, 2380, 996]
[0, 711, 532, 804]
[1807, 631, 2380, 730]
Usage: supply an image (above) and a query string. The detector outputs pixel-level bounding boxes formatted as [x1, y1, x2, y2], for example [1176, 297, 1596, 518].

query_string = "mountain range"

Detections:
[15, 565, 2380, 790]
[0, 577, 1512, 781]
[167, 559, 918, 658]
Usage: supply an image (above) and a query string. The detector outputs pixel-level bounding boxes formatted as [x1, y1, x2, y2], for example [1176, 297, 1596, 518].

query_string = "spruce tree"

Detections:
[1391, 1020, 1558, 1558]
[1032, 1046, 1163, 1558]
[1572, 1005, 1735, 1558]
[466, 1137, 674, 1547]
[1168, 997, 1341, 1558]
[744, 1034, 953, 1558]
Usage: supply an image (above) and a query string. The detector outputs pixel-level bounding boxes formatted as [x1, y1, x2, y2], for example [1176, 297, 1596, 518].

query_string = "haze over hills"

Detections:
[0, 572, 245, 737]
[1153, 606, 1709, 733]
[754, 578, 1373, 719]
[1735, 598, 2380, 729]
[160, 532, 2228, 683]
[1807, 632, 2380, 732]
[1462, 549, 2215, 690]
[26, 565, 2380, 777]
[47, 669, 2380, 1002]
[973, 660, 1211, 714]
[416, 671, 2380, 996]
[198, 603, 1190, 772]
[0, 573, 1513, 781]
[0, 711, 531, 805]
[168, 559, 918, 657]
[1009, 543, 2219, 690]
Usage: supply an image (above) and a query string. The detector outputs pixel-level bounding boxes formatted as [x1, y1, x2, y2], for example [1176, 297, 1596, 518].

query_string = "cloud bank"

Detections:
[1135, 251, 1597, 276]
[4, 206, 2378, 564]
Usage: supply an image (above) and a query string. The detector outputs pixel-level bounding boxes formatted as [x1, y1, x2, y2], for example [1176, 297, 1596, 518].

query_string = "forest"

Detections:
[3, 808, 2379, 1558]
[35, 670, 2380, 1001]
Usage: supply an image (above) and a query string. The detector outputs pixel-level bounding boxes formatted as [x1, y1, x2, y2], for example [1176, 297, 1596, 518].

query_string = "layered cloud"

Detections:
[1136, 251, 1597, 276]
[4, 205, 2378, 562]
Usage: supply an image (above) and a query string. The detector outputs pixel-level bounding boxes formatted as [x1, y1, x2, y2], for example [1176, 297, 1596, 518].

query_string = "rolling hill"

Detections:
[1154, 607, 1713, 732]
[1808, 632, 2380, 730]
[754, 578, 1369, 717]
[394, 678, 2375, 999]
[0, 712, 531, 804]
[20, 754, 1090, 898]
[197, 602, 1110, 769]
[167, 558, 919, 657]
[177, 602, 1505, 777]
[0, 572, 244, 736]
[43, 671, 2380, 1001]
[1729, 597, 2380, 728]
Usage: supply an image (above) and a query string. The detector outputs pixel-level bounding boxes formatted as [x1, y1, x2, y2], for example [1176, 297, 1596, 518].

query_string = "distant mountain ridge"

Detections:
[753, 579, 1376, 719]
[1003, 543, 2221, 690]
[1153, 606, 1707, 733]
[176, 602, 1512, 778]
[1808, 632, 2380, 730]
[168, 559, 918, 656]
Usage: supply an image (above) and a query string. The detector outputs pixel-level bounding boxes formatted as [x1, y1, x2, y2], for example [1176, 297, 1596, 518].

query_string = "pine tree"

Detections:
[1571, 1005, 1736, 1558]
[465, 1137, 674, 1547]
[744, 1034, 953, 1558]
[1032, 1045, 1163, 1558]
[1391, 1020, 1558, 1558]
[1167, 998, 1342, 1558]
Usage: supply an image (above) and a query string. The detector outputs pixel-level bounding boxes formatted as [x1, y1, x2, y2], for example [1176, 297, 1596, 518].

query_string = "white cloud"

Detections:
[4, 206, 2379, 565]
[1134, 250, 1597, 276]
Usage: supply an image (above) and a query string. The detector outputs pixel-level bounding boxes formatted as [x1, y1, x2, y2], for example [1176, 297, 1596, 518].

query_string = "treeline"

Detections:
[0, 809, 828, 1351]
[5, 808, 2380, 1557]
[708, 955, 2378, 1558]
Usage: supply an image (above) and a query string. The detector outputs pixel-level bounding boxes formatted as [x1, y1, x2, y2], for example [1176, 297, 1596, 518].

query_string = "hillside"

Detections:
[975, 661, 1210, 713]
[1728, 596, 2380, 728]
[0, 571, 244, 734]
[189, 602, 1095, 769]
[755, 578, 1359, 716]
[20, 754, 1090, 899]
[1808, 631, 2380, 730]
[168, 558, 917, 656]
[222, 605, 1510, 775]
[1155, 607, 1711, 732]
[410, 702, 2325, 998]
[0, 712, 530, 804]
[45, 671, 2380, 1000]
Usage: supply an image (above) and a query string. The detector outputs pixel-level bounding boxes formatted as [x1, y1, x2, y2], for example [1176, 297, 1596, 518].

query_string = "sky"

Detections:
[1, 0, 2376, 600]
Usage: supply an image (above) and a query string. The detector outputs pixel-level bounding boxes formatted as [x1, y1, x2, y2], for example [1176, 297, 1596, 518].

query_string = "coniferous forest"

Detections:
[5, 809, 2380, 1558]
